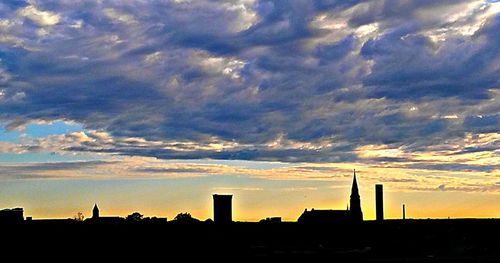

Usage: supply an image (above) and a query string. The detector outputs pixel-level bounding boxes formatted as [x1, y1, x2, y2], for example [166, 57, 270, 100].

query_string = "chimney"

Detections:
[402, 204, 406, 220]
[375, 184, 384, 221]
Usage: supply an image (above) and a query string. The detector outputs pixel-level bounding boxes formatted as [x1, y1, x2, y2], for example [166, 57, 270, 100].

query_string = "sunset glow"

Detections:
[0, 0, 498, 221]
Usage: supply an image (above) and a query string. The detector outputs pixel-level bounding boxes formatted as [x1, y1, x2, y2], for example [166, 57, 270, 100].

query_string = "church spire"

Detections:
[351, 169, 359, 197]
[349, 169, 363, 221]
[92, 203, 99, 219]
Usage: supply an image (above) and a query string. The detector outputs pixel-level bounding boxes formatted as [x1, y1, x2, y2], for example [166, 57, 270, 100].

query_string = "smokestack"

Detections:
[402, 204, 406, 220]
[375, 184, 384, 221]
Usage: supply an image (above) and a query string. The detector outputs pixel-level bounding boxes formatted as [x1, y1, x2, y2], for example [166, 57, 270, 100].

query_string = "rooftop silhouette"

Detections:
[0, 208, 24, 223]
[1, 169, 498, 261]
[298, 170, 363, 223]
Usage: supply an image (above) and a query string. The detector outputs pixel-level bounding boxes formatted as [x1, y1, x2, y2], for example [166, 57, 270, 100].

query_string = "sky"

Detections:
[0, 0, 498, 221]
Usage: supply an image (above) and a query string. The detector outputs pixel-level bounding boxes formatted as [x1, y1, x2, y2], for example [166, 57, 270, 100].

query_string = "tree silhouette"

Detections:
[126, 212, 144, 222]
[74, 212, 85, 222]
[173, 212, 200, 223]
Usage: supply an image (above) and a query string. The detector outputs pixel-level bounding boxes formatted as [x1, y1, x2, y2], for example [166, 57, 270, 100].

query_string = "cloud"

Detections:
[0, 0, 497, 169]
[407, 163, 499, 173]
[0, 155, 497, 194]
[102, 8, 137, 25]
[133, 167, 210, 174]
[386, 178, 419, 183]
[359, 1, 500, 101]
[410, 182, 500, 193]
[0, 141, 26, 153]
[16, 4, 60, 26]
[0, 160, 112, 179]
[212, 187, 264, 192]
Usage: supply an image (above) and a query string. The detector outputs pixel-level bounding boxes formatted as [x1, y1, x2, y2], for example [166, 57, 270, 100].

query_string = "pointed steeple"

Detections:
[92, 203, 99, 219]
[351, 169, 359, 197]
[349, 169, 363, 221]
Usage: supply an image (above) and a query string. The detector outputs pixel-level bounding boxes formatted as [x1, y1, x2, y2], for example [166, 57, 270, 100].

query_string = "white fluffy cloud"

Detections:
[16, 5, 60, 27]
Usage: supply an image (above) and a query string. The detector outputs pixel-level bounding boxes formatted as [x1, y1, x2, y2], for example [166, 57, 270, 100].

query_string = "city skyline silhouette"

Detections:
[1, 169, 497, 223]
[0, 0, 498, 222]
[1, 173, 499, 261]
[0, 0, 499, 260]
[3, 169, 499, 222]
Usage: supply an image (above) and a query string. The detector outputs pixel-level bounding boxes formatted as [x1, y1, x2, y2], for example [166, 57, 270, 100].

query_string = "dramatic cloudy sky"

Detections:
[0, 0, 498, 220]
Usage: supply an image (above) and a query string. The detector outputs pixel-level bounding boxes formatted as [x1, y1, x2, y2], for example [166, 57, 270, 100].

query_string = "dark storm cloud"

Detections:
[0, 0, 498, 167]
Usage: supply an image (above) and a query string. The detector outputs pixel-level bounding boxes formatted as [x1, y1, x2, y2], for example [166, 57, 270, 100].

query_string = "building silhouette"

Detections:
[88, 203, 123, 223]
[298, 170, 363, 223]
[376, 184, 384, 221]
[213, 194, 232, 223]
[402, 204, 406, 220]
[0, 208, 24, 223]
[350, 170, 363, 221]
[92, 203, 99, 219]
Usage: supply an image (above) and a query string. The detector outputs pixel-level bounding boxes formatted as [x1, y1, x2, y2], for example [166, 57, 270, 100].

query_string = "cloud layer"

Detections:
[1, 156, 498, 194]
[0, 0, 498, 169]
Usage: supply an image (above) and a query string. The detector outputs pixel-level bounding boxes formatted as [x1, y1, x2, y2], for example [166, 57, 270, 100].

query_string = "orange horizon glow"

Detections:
[12, 184, 500, 222]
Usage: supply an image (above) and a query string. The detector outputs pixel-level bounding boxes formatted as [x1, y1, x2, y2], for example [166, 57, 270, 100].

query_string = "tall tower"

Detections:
[213, 194, 232, 224]
[92, 203, 99, 219]
[376, 184, 384, 221]
[402, 204, 406, 220]
[349, 170, 363, 221]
